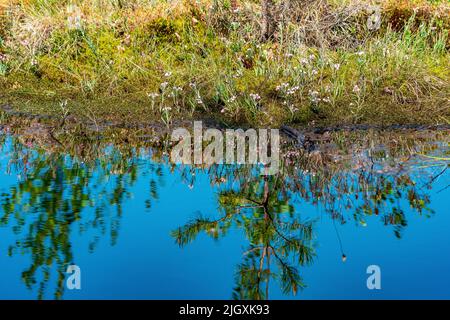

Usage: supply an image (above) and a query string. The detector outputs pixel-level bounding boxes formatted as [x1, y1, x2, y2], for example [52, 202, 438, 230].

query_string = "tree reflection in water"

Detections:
[0, 134, 163, 299]
[172, 130, 446, 299]
[0, 130, 447, 299]
[172, 174, 315, 299]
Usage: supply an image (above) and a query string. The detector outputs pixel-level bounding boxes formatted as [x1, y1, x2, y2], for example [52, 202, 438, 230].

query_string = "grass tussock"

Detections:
[0, 0, 449, 127]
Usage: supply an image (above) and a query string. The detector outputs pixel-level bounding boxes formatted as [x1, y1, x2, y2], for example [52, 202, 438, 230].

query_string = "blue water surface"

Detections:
[0, 133, 448, 300]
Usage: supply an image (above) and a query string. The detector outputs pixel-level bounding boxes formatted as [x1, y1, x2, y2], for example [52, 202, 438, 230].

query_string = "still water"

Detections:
[0, 130, 448, 300]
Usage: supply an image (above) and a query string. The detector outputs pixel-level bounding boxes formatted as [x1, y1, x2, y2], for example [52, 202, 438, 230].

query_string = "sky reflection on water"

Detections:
[0, 131, 449, 300]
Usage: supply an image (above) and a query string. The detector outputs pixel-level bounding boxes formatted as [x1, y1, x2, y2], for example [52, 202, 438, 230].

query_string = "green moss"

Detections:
[137, 18, 186, 44]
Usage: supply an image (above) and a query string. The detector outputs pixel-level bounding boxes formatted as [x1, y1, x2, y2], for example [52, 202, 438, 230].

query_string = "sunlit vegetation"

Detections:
[0, 0, 449, 127]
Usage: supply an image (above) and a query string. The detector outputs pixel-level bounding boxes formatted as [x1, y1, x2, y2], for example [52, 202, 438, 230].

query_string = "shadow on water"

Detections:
[0, 127, 448, 299]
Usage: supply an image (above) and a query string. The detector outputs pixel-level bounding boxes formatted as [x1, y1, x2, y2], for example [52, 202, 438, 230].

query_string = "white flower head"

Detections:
[249, 93, 261, 101]
[227, 96, 237, 103]
[148, 92, 160, 99]
[276, 83, 289, 91]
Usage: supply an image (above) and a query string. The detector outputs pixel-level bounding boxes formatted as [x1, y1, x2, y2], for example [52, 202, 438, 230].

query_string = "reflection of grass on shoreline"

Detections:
[418, 154, 450, 161]
[1, 125, 446, 299]
[0, 0, 449, 127]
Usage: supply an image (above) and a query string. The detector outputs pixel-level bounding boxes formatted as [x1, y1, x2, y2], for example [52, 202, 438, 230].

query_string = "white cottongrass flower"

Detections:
[287, 86, 300, 95]
[164, 72, 172, 77]
[249, 93, 261, 101]
[308, 90, 320, 103]
[67, 5, 83, 30]
[147, 92, 160, 99]
[276, 83, 289, 91]
[227, 96, 237, 103]
[160, 82, 169, 89]
[353, 85, 361, 93]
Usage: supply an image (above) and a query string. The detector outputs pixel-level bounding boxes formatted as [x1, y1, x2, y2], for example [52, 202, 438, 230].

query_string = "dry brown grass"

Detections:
[383, 0, 450, 30]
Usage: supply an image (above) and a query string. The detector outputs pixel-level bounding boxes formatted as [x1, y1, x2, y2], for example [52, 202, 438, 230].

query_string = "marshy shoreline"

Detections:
[1, 0, 449, 130]
[2, 102, 449, 161]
